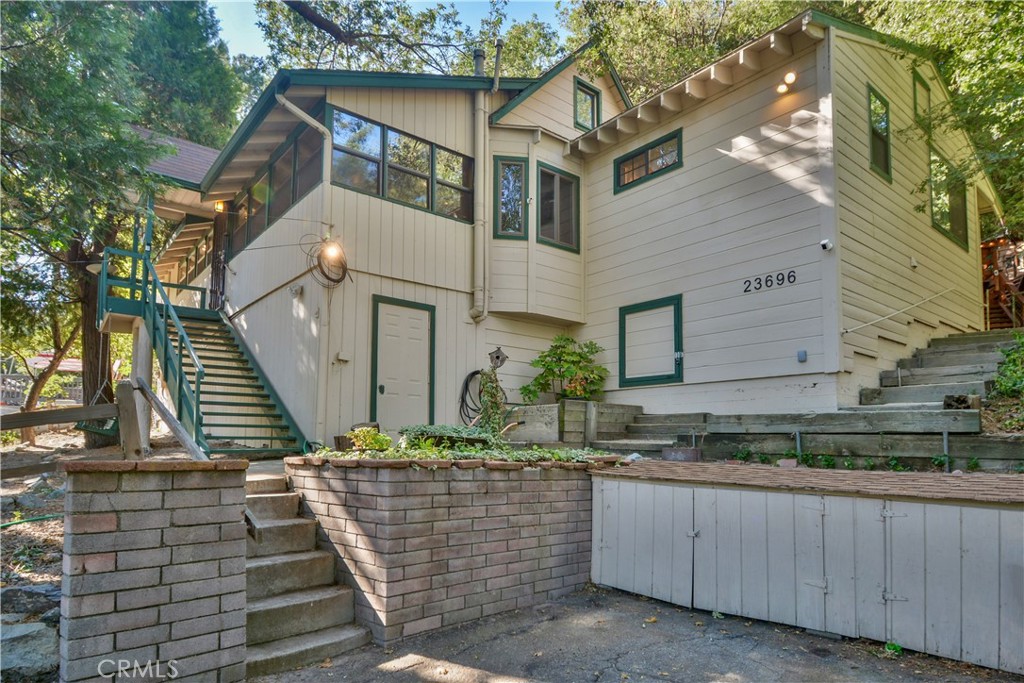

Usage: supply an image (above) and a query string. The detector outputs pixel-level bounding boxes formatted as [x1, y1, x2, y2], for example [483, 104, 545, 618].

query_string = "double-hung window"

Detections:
[930, 148, 968, 249]
[614, 129, 683, 193]
[868, 85, 892, 181]
[538, 163, 579, 252]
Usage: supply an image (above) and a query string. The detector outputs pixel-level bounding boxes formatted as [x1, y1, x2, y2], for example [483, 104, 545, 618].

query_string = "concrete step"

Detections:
[591, 439, 672, 456]
[633, 413, 710, 425]
[246, 492, 300, 521]
[840, 402, 945, 412]
[707, 410, 980, 434]
[246, 518, 316, 557]
[928, 329, 1022, 346]
[245, 474, 288, 495]
[899, 351, 1006, 369]
[879, 363, 1001, 387]
[245, 624, 371, 678]
[246, 550, 335, 600]
[247, 585, 354, 646]
[859, 381, 990, 406]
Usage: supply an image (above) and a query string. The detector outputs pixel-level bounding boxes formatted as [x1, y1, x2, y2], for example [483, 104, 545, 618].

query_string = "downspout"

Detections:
[275, 91, 335, 444]
[470, 49, 489, 322]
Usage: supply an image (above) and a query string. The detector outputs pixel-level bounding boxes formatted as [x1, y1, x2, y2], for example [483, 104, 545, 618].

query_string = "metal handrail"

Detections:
[98, 247, 207, 449]
[841, 287, 956, 336]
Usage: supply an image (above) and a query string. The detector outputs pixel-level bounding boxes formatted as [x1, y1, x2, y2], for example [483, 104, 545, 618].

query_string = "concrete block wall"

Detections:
[284, 457, 595, 644]
[60, 460, 248, 683]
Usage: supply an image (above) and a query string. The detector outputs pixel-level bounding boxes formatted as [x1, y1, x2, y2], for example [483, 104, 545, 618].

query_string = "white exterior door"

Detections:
[372, 298, 433, 434]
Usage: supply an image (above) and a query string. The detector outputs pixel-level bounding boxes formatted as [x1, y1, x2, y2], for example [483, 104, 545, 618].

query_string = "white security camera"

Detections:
[820, 239, 834, 251]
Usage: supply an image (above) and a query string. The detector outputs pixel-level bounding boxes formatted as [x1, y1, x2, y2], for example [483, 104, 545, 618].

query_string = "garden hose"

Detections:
[0, 513, 62, 529]
[458, 370, 482, 425]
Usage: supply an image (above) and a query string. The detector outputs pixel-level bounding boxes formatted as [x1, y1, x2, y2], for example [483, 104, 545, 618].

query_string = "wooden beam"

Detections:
[770, 32, 792, 56]
[684, 80, 707, 100]
[709, 65, 732, 86]
[596, 127, 618, 145]
[577, 137, 601, 155]
[116, 381, 145, 460]
[615, 117, 637, 135]
[802, 17, 826, 40]
[637, 103, 660, 123]
[136, 379, 209, 461]
[1, 404, 117, 430]
[153, 200, 216, 219]
[659, 92, 683, 112]
[738, 49, 761, 72]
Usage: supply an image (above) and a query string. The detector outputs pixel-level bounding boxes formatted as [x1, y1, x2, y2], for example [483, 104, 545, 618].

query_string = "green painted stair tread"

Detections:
[203, 411, 282, 418]
[208, 447, 301, 455]
[202, 390, 271, 398]
[203, 434, 297, 442]
[200, 400, 279, 408]
[203, 423, 291, 430]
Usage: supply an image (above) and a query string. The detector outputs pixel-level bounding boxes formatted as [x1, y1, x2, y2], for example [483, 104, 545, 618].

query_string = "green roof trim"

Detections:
[807, 10, 929, 59]
[490, 43, 590, 125]
[601, 51, 633, 109]
[201, 69, 537, 193]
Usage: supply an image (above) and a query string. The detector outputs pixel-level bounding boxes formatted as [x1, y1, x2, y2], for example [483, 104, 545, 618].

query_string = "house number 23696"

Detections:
[743, 270, 796, 293]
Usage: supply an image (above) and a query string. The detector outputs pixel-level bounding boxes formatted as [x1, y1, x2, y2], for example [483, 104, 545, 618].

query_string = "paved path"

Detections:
[252, 587, 1019, 683]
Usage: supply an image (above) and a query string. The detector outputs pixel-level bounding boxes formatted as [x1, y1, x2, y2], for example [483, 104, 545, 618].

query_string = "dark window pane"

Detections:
[332, 149, 379, 193]
[295, 127, 322, 199]
[499, 161, 525, 235]
[437, 148, 471, 189]
[576, 87, 595, 128]
[269, 147, 294, 224]
[387, 168, 428, 207]
[649, 139, 678, 171]
[539, 170, 556, 240]
[333, 111, 380, 156]
[248, 175, 268, 242]
[558, 176, 575, 247]
[436, 184, 471, 220]
[387, 130, 429, 174]
[949, 177, 968, 244]
[930, 150, 950, 231]
[869, 90, 890, 175]
[871, 131, 889, 173]
[619, 152, 646, 186]
[230, 200, 248, 257]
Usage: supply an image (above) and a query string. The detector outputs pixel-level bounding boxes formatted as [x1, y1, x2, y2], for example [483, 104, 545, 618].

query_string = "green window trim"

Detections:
[573, 76, 601, 132]
[928, 147, 970, 252]
[536, 161, 581, 254]
[867, 84, 892, 183]
[327, 104, 473, 224]
[369, 295, 436, 425]
[912, 69, 931, 132]
[493, 156, 529, 240]
[618, 294, 683, 388]
[613, 128, 684, 194]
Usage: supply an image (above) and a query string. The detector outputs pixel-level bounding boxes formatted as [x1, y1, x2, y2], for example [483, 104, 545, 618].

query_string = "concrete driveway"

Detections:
[252, 586, 1020, 683]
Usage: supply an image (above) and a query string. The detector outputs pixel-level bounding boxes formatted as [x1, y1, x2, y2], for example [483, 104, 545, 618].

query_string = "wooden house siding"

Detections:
[830, 34, 984, 405]
[484, 314, 570, 405]
[580, 48, 836, 412]
[500, 65, 627, 141]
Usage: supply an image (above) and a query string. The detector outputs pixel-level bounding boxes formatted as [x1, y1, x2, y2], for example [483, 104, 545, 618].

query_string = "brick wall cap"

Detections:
[561, 462, 590, 470]
[62, 459, 248, 473]
[453, 459, 484, 469]
[330, 459, 361, 468]
[358, 458, 411, 468]
[415, 459, 452, 469]
[283, 456, 308, 465]
[484, 461, 525, 470]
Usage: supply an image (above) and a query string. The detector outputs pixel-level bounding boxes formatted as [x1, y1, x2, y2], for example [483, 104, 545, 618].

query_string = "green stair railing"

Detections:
[97, 248, 208, 451]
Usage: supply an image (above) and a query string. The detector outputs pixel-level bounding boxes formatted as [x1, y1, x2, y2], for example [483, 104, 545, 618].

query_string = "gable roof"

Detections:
[489, 42, 633, 125]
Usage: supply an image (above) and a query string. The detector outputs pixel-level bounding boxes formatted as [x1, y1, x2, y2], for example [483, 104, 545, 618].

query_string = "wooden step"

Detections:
[898, 351, 1005, 369]
[879, 363, 1000, 387]
[633, 413, 710, 425]
[706, 410, 980, 434]
[860, 381, 990, 405]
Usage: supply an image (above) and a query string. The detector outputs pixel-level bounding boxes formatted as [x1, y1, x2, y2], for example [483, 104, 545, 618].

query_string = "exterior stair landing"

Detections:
[244, 475, 370, 677]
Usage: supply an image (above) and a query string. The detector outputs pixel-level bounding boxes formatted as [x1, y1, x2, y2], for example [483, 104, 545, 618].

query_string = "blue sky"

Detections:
[211, 1, 564, 59]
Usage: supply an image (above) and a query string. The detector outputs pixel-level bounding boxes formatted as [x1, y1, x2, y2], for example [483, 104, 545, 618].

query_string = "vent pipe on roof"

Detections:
[491, 39, 504, 93]
[473, 48, 486, 77]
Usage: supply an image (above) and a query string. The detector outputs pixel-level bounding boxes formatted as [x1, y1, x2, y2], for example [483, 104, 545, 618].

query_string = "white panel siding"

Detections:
[581, 48, 830, 413]
[624, 306, 675, 380]
[483, 314, 567, 405]
[831, 34, 984, 405]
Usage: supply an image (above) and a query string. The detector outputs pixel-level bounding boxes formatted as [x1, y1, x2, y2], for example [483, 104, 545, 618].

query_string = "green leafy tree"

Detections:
[128, 1, 244, 147]
[232, 53, 274, 118]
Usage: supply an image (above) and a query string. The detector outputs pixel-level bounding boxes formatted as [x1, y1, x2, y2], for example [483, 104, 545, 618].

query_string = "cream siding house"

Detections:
[153, 12, 998, 444]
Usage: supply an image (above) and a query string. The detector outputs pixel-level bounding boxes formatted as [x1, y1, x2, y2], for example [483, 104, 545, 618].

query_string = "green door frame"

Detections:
[369, 294, 436, 424]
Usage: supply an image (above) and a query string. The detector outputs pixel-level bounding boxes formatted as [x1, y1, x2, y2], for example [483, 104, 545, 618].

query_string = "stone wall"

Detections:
[61, 460, 248, 683]
[284, 457, 596, 644]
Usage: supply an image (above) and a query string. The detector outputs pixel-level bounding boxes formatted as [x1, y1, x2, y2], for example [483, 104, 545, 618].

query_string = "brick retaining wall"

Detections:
[60, 460, 248, 683]
[284, 457, 596, 644]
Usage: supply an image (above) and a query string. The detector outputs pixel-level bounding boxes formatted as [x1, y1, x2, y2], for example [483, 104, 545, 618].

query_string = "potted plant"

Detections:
[520, 335, 609, 404]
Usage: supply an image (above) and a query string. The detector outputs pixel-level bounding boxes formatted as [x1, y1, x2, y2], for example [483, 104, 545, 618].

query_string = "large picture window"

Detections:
[494, 157, 528, 239]
[619, 295, 683, 387]
[330, 107, 473, 221]
[868, 85, 891, 181]
[930, 148, 968, 250]
[614, 129, 683, 193]
[537, 163, 579, 252]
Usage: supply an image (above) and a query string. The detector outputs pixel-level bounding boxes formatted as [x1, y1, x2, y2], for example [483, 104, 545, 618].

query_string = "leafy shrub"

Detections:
[519, 335, 609, 404]
[816, 454, 835, 469]
[345, 427, 392, 450]
[733, 447, 752, 462]
[966, 457, 981, 472]
[992, 333, 1024, 398]
[476, 367, 506, 438]
[399, 424, 496, 447]
[842, 457, 856, 470]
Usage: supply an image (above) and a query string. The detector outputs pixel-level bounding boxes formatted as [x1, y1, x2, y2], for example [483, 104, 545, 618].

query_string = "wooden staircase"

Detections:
[244, 475, 370, 676]
[166, 311, 305, 456]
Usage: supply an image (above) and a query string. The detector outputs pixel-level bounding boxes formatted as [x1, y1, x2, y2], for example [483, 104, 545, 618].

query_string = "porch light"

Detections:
[214, 201, 226, 213]
[321, 240, 343, 262]
[776, 71, 797, 95]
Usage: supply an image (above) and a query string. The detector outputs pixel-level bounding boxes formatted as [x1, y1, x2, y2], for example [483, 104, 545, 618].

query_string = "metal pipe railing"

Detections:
[841, 287, 956, 336]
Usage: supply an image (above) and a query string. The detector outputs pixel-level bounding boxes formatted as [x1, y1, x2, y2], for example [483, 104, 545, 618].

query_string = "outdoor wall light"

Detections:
[776, 71, 797, 94]
[321, 240, 343, 262]
[214, 201, 227, 213]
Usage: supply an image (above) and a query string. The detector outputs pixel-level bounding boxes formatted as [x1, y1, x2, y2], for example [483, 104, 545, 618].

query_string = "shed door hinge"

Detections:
[880, 509, 907, 518]
[882, 592, 908, 602]
[804, 577, 829, 592]
[686, 529, 700, 538]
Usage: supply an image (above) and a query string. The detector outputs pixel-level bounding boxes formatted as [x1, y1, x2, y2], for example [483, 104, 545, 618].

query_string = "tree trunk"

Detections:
[78, 269, 117, 448]
[22, 321, 81, 412]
